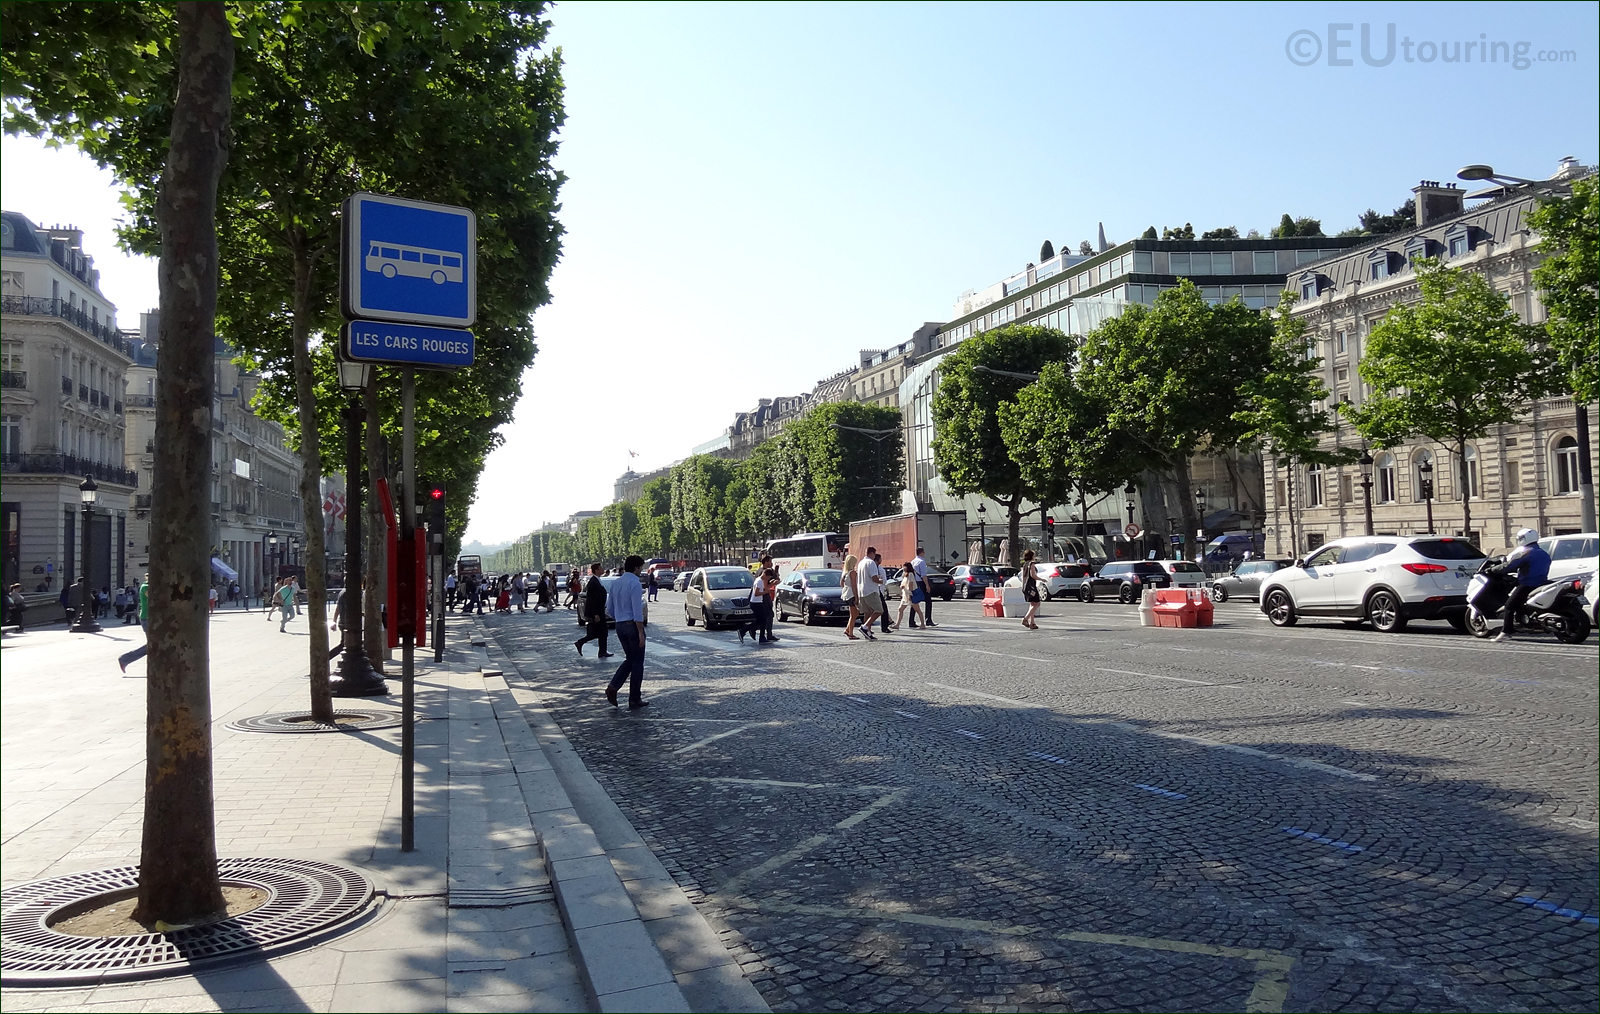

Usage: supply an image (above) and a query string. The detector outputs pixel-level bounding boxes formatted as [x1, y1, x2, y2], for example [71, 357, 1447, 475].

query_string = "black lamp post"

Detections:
[289, 535, 300, 567]
[1193, 486, 1207, 562]
[1124, 483, 1136, 527]
[976, 503, 987, 564]
[1358, 451, 1375, 536]
[1419, 456, 1435, 533]
[70, 475, 101, 633]
[333, 356, 387, 697]
[268, 531, 279, 582]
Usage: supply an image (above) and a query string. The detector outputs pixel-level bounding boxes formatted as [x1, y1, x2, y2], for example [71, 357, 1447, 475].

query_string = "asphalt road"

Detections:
[484, 591, 1599, 1013]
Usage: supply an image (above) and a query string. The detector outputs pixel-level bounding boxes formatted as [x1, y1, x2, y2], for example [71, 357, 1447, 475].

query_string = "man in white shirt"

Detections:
[855, 548, 884, 640]
[912, 546, 936, 628]
[604, 555, 650, 709]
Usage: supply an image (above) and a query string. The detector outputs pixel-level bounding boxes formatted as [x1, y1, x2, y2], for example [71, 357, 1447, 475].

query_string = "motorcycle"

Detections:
[1465, 557, 1593, 644]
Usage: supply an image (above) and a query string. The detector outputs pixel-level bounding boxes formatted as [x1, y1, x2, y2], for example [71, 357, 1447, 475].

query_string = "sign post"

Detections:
[341, 191, 476, 853]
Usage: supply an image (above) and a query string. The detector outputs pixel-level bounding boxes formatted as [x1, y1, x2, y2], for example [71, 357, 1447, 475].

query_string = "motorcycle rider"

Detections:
[1491, 527, 1551, 643]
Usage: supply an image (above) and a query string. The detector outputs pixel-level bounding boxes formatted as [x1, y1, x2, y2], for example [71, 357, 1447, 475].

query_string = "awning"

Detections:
[210, 557, 239, 581]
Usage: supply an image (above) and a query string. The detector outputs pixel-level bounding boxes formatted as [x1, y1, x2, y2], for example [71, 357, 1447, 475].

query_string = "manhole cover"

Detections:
[1, 858, 376, 986]
[225, 710, 401, 734]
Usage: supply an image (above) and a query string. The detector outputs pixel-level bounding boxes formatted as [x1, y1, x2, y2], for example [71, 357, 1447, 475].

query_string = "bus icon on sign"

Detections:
[365, 241, 464, 285]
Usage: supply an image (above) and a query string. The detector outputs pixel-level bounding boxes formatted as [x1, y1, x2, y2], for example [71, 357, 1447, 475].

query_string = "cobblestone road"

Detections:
[485, 593, 1599, 1012]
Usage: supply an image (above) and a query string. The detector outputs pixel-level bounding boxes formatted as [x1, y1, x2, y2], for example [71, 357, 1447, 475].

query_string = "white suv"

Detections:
[1259, 535, 1486, 633]
[1156, 560, 1206, 589]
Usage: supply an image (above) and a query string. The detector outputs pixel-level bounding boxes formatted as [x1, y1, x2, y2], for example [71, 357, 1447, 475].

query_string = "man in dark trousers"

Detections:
[574, 563, 612, 657]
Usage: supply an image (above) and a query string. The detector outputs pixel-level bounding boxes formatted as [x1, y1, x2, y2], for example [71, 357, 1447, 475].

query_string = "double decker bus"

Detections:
[763, 532, 847, 576]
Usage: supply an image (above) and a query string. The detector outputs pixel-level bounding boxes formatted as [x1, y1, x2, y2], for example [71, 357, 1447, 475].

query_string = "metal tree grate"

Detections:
[1, 858, 376, 986]
[225, 710, 401, 734]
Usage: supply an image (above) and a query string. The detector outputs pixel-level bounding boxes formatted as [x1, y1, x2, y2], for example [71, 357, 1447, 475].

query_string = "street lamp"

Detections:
[1419, 455, 1436, 533]
[70, 475, 101, 633]
[289, 535, 300, 567]
[1193, 487, 1207, 563]
[976, 503, 987, 565]
[1358, 452, 1375, 536]
[267, 531, 278, 581]
[334, 356, 386, 697]
[1124, 484, 1136, 527]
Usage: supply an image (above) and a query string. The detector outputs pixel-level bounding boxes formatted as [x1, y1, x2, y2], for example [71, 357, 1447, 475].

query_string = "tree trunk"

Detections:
[135, 1, 233, 926]
[290, 252, 334, 724]
[1286, 458, 1299, 558]
[1455, 439, 1473, 539]
[1005, 486, 1023, 567]
[1576, 403, 1595, 532]
[1173, 457, 1198, 559]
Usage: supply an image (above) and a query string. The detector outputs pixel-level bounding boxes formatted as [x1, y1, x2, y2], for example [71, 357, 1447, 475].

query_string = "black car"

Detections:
[774, 569, 847, 625]
[924, 568, 955, 601]
[1080, 561, 1172, 603]
[948, 565, 1002, 598]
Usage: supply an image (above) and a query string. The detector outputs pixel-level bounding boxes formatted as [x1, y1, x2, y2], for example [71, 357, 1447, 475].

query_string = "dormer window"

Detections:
[1367, 248, 1399, 280]
[1403, 236, 1438, 267]
[1444, 224, 1474, 258]
[1297, 271, 1325, 300]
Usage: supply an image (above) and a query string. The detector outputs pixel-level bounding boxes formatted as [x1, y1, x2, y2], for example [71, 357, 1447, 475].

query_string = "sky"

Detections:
[3, 2, 1596, 548]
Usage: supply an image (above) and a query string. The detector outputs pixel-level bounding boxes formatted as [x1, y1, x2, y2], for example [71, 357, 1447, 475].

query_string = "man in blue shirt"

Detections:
[1494, 527, 1551, 642]
[605, 555, 650, 708]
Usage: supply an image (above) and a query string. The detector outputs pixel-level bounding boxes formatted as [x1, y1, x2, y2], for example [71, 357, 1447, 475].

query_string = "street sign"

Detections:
[343, 192, 476, 327]
[1170, 534, 1183, 545]
[1124, 523, 1141, 538]
[343, 320, 475, 370]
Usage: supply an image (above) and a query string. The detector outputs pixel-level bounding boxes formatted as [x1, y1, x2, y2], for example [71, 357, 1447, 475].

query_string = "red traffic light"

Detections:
[429, 487, 445, 501]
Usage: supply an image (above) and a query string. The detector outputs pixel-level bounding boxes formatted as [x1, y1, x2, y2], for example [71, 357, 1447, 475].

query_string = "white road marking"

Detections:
[965, 648, 1052, 663]
[954, 729, 985, 740]
[1144, 674, 1215, 685]
[824, 658, 896, 677]
[1551, 815, 1600, 832]
[1095, 667, 1155, 677]
[891, 709, 922, 719]
[1092, 720, 1378, 782]
[1339, 700, 1371, 707]
[672, 723, 760, 755]
[925, 682, 1048, 709]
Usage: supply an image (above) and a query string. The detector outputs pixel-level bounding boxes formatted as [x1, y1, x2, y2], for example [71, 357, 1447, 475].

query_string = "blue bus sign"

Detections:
[343, 192, 476, 328]
[343, 320, 475, 370]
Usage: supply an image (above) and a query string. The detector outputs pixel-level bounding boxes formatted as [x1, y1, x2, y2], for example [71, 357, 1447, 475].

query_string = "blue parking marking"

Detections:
[954, 729, 985, 740]
[1028, 751, 1068, 765]
[1282, 826, 1365, 853]
[1133, 783, 1189, 800]
[1515, 896, 1600, 926]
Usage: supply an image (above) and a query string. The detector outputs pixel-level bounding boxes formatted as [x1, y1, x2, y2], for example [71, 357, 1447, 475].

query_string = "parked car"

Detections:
[1033, 562, 1091, 600]
[673, 570, 694, 593]
[576, 574, 649, 629]
[1156, 560, 1206, 589]
[1079, 561, 1173, 603]
[650, 569, 678, 590]
[1540, 532, 1598, 582]
[774, 568, 847, 625]
[995, 566, 1018, 583]
[1207, 558, 1294, 602]
[948, 565, 1002, 598]
[924, 567, 955, 600]
[683, 566, 756, 630]
[1258, 535, 1485, 633]
[882, 566, 905, 599]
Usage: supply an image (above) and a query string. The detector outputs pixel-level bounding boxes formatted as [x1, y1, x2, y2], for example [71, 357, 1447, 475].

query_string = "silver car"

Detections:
[683, 566, 755, 630]
[1207, 559, 1293, 603]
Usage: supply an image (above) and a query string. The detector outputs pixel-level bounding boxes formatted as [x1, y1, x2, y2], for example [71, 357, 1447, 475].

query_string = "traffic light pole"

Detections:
[400, 369, 416, 852]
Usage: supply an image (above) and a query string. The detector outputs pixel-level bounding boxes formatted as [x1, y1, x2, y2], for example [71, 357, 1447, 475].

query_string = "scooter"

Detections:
[1465, 557, 1593, 644]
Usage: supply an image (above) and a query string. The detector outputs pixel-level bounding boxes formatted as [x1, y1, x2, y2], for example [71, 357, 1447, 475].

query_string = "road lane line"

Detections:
[964, 647, 1053, 662]
[954, 728, 985, 740]
[1096, 667, 1155, 677]
[1133, 783, 1189, 800]
[891, 709, 922, 719]
[1282, 826, 1364, 853]
[823, 658, 896, 677]
[846, 696, 870, 704]
[1145, 674, 1215, 686]
[1095, 720, 1378, 782]
[672, 723, 760, 755]
[924, 682, 1048, 709]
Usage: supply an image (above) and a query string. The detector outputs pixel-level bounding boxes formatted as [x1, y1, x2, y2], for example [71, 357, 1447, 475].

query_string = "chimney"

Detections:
[1412, 180, 1465, 227]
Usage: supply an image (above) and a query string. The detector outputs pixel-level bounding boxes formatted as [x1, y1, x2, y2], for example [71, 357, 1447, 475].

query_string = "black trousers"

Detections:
[1501, 584, 1532, 634]
[576, 616, 608, 654]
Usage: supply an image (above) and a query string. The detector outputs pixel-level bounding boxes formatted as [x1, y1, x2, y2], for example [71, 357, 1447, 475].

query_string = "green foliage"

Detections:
[1140, 226, 1158, 240]
[1342, 260, 1553, 531]
[1271, 213, 1324, 238]
[1528, 176, 1599, 402]
[1199, 226, 1239, 240]
[1161, 222, 1195, 240]
[1233, 292, 1348, 466]
[997, 358, 1137, 509]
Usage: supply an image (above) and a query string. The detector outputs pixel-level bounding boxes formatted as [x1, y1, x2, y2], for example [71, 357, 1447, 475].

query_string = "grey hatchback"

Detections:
[1207, 559, 1294, 603]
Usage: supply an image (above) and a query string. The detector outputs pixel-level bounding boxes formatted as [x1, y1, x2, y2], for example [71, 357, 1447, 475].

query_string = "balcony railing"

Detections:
[233, 502, 252, 515]
[1, 296, 135, 355]
[78, 383, 88, 402]
[1, 370, 26, 389]
[126, 394, 155, 409]
[0, 452, 139, 487]
[134, 494, 152, 510]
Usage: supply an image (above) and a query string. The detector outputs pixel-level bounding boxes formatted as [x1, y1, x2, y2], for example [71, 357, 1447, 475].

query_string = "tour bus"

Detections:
[763, 532, 848, 576]
[365, 241, 465, 285]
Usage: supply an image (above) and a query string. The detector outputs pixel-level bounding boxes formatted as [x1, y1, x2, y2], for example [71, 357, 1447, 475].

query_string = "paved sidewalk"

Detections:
[0, 605, 756, 1012]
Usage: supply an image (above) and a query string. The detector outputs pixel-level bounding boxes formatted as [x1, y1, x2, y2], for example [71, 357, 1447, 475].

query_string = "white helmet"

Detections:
[1514, 527, 1540, 547]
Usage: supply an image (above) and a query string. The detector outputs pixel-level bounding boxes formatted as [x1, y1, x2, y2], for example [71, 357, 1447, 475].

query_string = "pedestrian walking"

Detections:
[328, 581, 360, 659]
[122, 585, 138, 624]
[574, 563, 613, 657]
[565, 570, 581, 610]
[276, 578, 296, 632]
[117, 576, 151, 672]
[263, 582, 278, 618]
[856, 548, 884, 640]
[6, 583, 26, 632]
[604, 555, 649, 709]
[739, 566, 775, 643]
[892, 559, 926, 631]
[913, 546, 936, 628]
[1020, 550, 1041, 630]
[646, 569, 659, 602]
[208, 585, 219, 612]
[445, 571, 458, 608]
[840, 549, 860, 640]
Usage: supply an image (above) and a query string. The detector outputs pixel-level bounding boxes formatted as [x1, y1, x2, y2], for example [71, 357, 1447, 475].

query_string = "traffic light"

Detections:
[1044, 516, 1055, 538]
[426, 482, 446, 537]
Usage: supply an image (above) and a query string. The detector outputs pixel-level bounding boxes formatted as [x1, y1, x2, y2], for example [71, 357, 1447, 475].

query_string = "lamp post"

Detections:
[70, 475, 101, 633]
[1193, 486, 1207, 563]
[1124, 484, 1136, 527]
[333, 356, 386, 697]
[267, 531, 278, 582]
[1419, 456, 1435, 533]
[976, 503, 987, 565]
[289, 535, 300, 567]
[1358, 451, 1375, 536]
